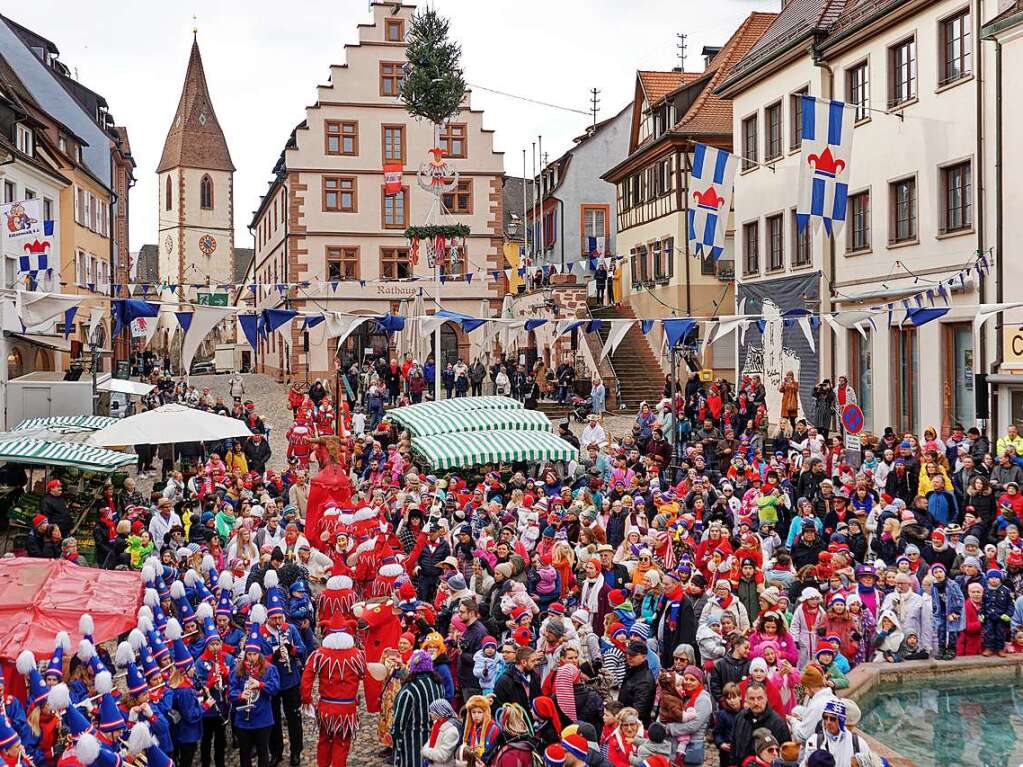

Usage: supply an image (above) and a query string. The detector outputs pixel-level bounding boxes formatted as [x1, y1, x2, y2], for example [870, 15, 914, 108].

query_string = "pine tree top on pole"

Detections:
[399, 7, 467, 127]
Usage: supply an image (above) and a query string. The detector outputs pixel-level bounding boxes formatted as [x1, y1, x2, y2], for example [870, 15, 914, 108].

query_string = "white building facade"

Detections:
[719, 0, 1005, 436]
[250, 1, 505, 381]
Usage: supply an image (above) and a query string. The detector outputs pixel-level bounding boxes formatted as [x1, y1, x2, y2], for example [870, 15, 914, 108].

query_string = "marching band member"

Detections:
[228, 610, 279, 767]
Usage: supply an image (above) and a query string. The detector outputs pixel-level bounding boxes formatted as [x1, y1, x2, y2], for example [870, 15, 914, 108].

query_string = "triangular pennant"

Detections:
[640, 320, 654, 335]
[662, 318, 696, 348]
[239, 314, 260, 352]
[62, 306, 77, 339]
[175, 311, 194, 333]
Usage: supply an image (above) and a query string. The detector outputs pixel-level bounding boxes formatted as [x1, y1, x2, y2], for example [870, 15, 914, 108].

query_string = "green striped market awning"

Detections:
[412, 430, 578, 470]
[13, 415, 119, 432]
[0, 438, 135, 472]
[387, 396, 523, 426]
[388, 407, 552, 438]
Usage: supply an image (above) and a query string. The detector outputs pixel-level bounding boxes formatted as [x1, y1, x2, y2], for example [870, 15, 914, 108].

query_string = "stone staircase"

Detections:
[589, 302, 665, 410]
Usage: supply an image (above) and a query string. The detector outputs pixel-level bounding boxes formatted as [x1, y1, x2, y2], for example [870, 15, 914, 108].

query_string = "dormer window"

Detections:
[653, 104, 673, 138]
[15, 125, 33, 156]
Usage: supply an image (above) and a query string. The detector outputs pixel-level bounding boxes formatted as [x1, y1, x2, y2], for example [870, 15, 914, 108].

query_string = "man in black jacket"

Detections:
[709, 635, 751, 703]
[731, 682, 791, 763]
[791, 525, 827, 570]
[618, 641, 656, 725]
[244, 433, 272, 473]
[456, 598, 488, 699]
[40, 480, 74, 537]
[25, 514, 51, 558]
[493, 647, 541, 711]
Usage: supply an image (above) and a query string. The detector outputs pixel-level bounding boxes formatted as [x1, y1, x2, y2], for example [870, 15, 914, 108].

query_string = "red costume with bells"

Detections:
[305, 438, 354, 551]
[353, 599, 401, 713]
[300, 632, 365, 767]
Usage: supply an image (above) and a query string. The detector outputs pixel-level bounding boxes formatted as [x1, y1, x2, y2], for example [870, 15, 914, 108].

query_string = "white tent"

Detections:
[89, 403, 253, 446]
[96, 379, 156, 396]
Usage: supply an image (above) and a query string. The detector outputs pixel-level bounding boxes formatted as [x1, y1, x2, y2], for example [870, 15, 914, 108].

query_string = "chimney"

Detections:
[701, 45, 722, 70]
[671, 66, 682, 73]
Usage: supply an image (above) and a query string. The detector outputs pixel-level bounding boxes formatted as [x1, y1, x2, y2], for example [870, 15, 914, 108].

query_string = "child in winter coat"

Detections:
[500, 580, 540, 617]
[628, 722, 672, 766]
[472, 636, 501, 695]
[713, 683, 743, 767]
[872, 611, 905, 662]
[654, 672, 698, 752]
[981, 568, 1013, 656]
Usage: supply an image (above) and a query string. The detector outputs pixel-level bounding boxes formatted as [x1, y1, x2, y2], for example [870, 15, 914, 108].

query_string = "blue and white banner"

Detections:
[687, 143, 737, 261]
[797, 95, 855, 236]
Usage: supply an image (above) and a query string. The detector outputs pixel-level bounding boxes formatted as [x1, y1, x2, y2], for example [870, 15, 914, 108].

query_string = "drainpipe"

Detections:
[992, 34, 1003, 434]
[812, 38, 836, 381]
[973, 0, 992, 433]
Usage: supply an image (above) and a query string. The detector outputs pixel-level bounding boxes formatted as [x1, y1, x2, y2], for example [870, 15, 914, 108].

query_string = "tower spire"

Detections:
[157, 36, 234, 173]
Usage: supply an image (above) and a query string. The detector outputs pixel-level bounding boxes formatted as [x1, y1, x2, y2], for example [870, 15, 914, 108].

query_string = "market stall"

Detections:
[0, 438, 134, 558]
[386, 395, 524, 425]
[387, 406, 552, 438]
[411, 429, 578, 470]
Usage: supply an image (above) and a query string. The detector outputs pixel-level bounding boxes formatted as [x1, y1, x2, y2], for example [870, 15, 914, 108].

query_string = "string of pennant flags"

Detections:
[5, 247, 998, 377]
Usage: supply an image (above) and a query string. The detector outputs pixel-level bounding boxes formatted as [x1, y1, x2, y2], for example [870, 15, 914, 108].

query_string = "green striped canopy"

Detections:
[0, 438, 135, 472]
[412, 430, 578, 470]
[387, 396, 523, 429]
[388, 407, 552, 438]
[13, 416, 118, 432]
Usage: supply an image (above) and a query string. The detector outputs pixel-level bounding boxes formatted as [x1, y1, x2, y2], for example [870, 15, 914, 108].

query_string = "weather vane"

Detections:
[192, 14, 198, 37]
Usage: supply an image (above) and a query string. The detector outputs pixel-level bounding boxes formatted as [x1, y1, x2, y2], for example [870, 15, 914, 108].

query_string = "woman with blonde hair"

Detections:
[226, 527, 258, 570]
[489, 704, 534, 767]
[551, 541, 576, 599]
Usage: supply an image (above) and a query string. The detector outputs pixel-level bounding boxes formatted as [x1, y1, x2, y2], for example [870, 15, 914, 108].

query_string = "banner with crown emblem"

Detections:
[796, 95, 855, 236]
[687, 143, 737, 261]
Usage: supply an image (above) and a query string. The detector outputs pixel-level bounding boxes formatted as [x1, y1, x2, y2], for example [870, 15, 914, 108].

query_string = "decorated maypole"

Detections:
[399, 7, 467, 397]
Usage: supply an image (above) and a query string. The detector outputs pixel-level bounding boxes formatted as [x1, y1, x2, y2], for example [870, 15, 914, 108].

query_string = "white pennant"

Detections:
[323, 314, 370, 351]
[88, 307, 105, 345]
[500, 319, 527, 351]
[797, 315, 816, 353]
[822, 313, 844, 337]
[182, 306, 235, 375]
[700, 322, 718, 358]
[17, 291, 84, 329]
[600, 320, 634, 361]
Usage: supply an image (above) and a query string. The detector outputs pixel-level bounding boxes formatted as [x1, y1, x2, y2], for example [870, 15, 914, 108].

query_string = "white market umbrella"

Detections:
[89, 403, 253, 446]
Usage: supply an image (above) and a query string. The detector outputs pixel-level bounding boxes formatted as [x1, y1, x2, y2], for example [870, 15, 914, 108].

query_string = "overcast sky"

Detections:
[7, 0, 771, 253]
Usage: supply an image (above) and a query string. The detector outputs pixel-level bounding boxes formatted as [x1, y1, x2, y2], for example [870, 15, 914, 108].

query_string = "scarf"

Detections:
[427, 716, 451, 748]
[681, 683, 705, 710]
[553, 665, 580, 721]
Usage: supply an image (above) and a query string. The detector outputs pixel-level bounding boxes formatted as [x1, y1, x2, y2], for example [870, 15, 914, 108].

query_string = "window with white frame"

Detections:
[15, 124, 33, 156]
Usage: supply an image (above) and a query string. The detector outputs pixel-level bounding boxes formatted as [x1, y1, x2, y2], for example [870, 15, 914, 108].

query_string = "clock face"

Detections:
[199, 234, 217, 256]
[164, 235, 173, 255]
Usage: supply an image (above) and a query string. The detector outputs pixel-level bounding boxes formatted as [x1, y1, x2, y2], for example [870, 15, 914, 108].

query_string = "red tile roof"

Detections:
[638, 70, 698, 104]
[158, 39, 234, 173]
[673, 11, 778, 135]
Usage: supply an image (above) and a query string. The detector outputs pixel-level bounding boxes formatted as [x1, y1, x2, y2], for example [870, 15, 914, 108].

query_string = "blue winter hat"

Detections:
[987, 568, 1004, 580]
[46, 631, 71, 680]
[243, 628, 268, 655]
[264, 570, 286, 619]
[0, 714, 19, 749]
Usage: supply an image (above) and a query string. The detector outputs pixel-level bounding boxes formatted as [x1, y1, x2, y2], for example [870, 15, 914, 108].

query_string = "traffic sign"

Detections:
[841, 404, 864, 434]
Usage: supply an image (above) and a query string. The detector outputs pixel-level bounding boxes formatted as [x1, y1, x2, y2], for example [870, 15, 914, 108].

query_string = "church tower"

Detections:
[157, 34, 235, 293]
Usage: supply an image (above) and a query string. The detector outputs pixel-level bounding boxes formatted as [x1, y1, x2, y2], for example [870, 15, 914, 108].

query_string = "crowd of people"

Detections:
[12, 362, 1023, 767]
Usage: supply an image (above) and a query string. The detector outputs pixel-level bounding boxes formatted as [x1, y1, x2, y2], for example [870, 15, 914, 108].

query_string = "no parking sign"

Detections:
[841, 404, 864, 434]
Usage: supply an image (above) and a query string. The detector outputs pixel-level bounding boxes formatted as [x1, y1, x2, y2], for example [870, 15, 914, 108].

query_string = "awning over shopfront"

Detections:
[12, 415, 118, 432]
[389, 407, 552, 438]
[0, 438, 134, 471]
[412, 430, 577, 470]
[386, 396, 524, 430]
